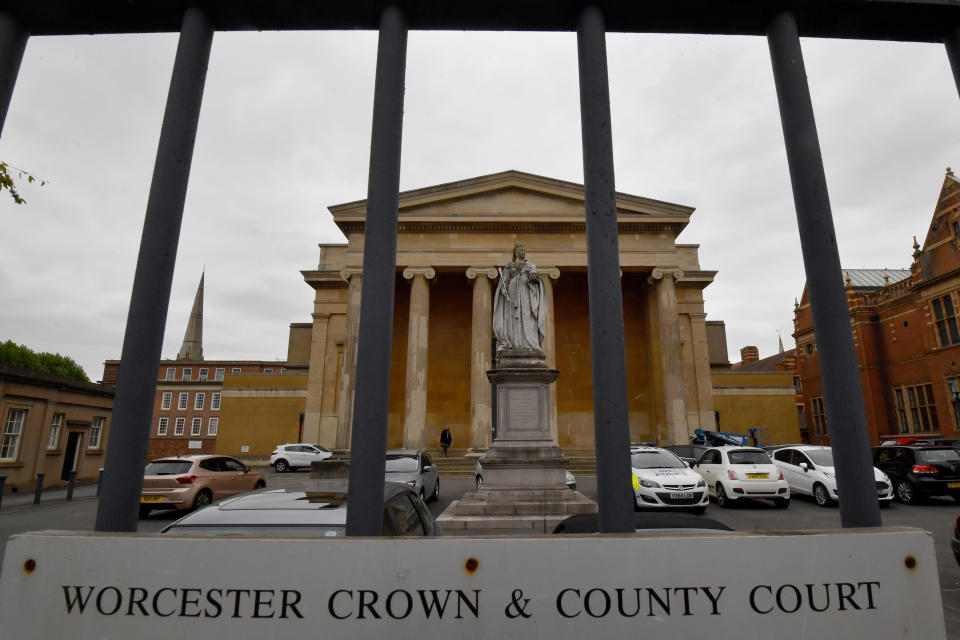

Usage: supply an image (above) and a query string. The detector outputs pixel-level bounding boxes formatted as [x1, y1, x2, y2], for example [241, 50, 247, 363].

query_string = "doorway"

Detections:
[61, 432, 82, 481]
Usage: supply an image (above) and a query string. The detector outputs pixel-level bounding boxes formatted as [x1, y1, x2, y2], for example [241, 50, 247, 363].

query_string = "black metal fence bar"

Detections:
[576, 6, 634, 533]
[94, 7, 213, 532]
[767, 11, 881, 528]
[345, 5, 408, 537]
[947, 24, 960, 101]
[0, 13, 26, 136]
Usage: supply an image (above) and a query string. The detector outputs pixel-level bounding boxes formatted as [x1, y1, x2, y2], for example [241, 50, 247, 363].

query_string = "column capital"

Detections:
[466, 266, 498, 280]
[540, 266, 561, 280]
[340, 267, 363, 281]
[647, 267, 684, 285]
[311, 312, 333, 321]
[402, 266, 436, 280]
[688, 312, 708, 320]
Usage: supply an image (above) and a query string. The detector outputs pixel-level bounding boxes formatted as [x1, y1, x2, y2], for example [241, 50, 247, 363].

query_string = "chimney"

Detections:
[740, 345, 759, 364]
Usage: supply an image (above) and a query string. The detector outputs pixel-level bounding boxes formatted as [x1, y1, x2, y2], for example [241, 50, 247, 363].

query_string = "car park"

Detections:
[872, 445, 960, 504]
[475, 460, 576, 491]
[385, 449, 440, 502]
[140, 455, 266, 518]
[269, 443, 333, 472]
[692, 446, 790, 508]
[162, 482, 440, 537]
[770, 445, 893, 507]
[630, 446, 708, 513]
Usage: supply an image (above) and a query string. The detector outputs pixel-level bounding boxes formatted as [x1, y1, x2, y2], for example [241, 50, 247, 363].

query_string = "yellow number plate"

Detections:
[140, 496, 163, 503]
[746, 473, 769, 479]
[948, 482, 960, 489]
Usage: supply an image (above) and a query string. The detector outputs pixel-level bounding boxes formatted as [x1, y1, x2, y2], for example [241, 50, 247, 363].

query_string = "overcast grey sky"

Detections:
[0, 30, 957, 380]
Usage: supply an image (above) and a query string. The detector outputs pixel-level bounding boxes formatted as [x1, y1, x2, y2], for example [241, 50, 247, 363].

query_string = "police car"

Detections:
[630, 446, 709, 513]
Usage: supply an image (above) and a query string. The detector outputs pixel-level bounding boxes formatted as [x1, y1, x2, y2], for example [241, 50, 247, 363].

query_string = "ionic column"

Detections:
[335, 268, 363, 450]
[541, 268, 561, 443]
[467, 267, 497, 450]
[402, 267, 435, 449]
[649, 268, 687, 445]
[303, 312, 331, 445]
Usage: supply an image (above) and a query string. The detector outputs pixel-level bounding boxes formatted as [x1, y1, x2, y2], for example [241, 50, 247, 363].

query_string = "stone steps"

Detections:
[431, 451, 598, 477]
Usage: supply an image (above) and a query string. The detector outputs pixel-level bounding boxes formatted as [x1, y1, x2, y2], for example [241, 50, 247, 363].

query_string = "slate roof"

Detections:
[731, 348, 796, 372]
[841, 268, 910, 291]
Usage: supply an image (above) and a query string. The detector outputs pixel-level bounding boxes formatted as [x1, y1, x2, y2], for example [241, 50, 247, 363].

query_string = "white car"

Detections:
[770, 445, 893, 507]
[269, 443, 333, 472]
[630, 446, 709, 513]
[693, 446, 790, 508]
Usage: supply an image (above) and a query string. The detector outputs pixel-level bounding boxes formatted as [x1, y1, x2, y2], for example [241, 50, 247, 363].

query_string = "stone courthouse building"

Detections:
[795, 169, 960, 445]
[298, 171, 722, 452]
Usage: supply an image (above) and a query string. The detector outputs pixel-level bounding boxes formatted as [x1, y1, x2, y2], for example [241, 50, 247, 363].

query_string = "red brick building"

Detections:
[794, 169, 960, 445]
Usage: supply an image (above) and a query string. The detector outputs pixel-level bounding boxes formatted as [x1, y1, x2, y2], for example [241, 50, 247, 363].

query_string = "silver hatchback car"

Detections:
[385, 449, 440, 502]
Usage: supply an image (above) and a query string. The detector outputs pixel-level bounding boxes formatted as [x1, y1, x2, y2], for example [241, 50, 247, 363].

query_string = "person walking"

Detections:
[440, 427, 452, 457]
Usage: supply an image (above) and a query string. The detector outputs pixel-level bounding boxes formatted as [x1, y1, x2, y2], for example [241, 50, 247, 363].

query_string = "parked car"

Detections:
[553, 512, 732, 534]
[630, 446, 708, 513]
[475, 460, 576, 491]
[692, 446, 790, 508]
[872, 445, 960, 504]
[769, 445, 893, 507]
[953, 514, 960, 566]
[385, 449, 440, 502]
[162, 482, 440, 537]
[270, 443, 333, 472]
[662, 444, 708, 466]
[140, 455, 266, 518]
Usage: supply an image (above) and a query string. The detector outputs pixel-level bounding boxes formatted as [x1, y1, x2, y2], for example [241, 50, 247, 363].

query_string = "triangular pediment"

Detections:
[330, 170, 693, 228]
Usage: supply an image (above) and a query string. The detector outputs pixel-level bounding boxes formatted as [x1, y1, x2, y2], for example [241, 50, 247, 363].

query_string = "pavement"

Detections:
[0, 480, 100, 510]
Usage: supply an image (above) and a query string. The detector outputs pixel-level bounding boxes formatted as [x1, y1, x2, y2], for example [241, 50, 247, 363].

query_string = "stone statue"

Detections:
[493, 242, 547, 353]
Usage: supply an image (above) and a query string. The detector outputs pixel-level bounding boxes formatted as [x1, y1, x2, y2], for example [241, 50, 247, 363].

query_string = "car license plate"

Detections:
[670, 492, 695, 500]
[746, 473, 768, 479]
[140, 496, 163, 503]
[949, 482, 960, 489]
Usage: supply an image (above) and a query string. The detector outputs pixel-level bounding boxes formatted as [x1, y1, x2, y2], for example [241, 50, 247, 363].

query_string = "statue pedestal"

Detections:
[437, 349, 596, 531]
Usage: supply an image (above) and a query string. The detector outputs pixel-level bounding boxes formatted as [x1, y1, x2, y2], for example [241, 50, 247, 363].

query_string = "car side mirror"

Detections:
[799, 462, 808, 472]
[423, 464, 434, 472]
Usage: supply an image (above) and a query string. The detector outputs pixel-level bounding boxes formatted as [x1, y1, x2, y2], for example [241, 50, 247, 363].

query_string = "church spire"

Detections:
[177, 272, 204, 360]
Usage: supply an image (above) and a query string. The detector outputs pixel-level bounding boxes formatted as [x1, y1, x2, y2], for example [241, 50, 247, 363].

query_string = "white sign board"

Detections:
[0, 528, 945, 639]
[187, 440, 202, 449]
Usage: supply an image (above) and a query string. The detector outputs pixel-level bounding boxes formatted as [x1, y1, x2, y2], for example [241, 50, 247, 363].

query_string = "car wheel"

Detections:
[813, 483, 832, 507]
[476, 475, 483, 490]
[774, 498, 790, 509]
[253, 480, 266, 490]
[896, 479, 919, 504]
[193, 489, 213, 510]
[715, 483, 730, 508]
[138, 505, 151, 519]
[273, 459, 289, 473]
[430, 478, 439, 502]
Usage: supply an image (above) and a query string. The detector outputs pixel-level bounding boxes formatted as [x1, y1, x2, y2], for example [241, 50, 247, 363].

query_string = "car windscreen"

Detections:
[631, 451, 685, 469]
[385, 455, 419, 472]
[144, 461, 193, 475]
[917, 449, 960, 463]
[806, 450, 834, 466]
[727, 450, 771, 465]
[164, 525, 346, 537]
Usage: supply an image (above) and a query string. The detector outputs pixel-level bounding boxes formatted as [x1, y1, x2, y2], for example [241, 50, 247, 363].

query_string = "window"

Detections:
[215, 368, 225, 381]
[47, 413, 64, 449]
[796, 405, 806, 431]
[207, 417, 219, 436]
[211, 393, 221, 410]
[198, 367, 209, 381]
[805, 343, 814, 356]
[264, 368, 273, 373]
[165, 367, 176, 381]
[195, 393, 205, 410]
[905, 383, 939, 433]
[793, 376, 802, 394]
[158, 417, 168, 436]
[88, 417, 104, 449]
[182, 367, 192, 381]
[161, 392, 172, 410]
[1, 409, 26, 460]
[894, 389, 909, 434]
[811, 396, 827, 436]
[178, 393, 188, 410]
[932, 294, 960, 347]
[191, 418, 202, 436]
[174, 418, 185, 436]
[232, 367, 242, 373]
